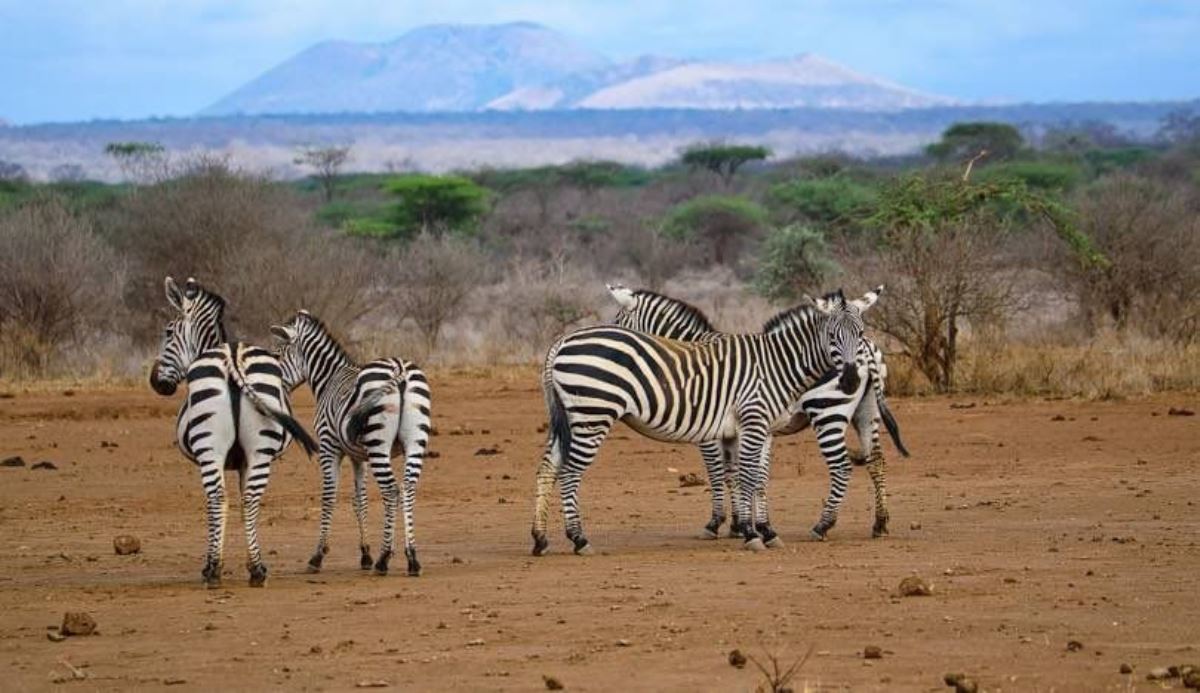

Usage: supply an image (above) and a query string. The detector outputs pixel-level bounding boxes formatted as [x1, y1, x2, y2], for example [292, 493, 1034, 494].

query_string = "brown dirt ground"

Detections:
[0, 371, 1197, 692]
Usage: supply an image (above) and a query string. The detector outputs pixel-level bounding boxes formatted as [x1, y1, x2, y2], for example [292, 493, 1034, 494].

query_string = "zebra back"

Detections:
[607, 283, 720, 342]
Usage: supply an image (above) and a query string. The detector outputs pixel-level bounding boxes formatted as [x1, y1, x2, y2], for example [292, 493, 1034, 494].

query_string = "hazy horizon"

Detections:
[3, 0, 1199, 125]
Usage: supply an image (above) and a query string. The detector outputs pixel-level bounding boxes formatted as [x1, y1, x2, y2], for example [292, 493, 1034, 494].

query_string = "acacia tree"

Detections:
[661, 195, 768, 266]
[862, 171, 1100, 391]
[295, 145, 351, 202]
[384, 174, 491, 238]
[681, 143, 771, 186]
[104, 141, 166, 183]
[926, 122, 1024, 164]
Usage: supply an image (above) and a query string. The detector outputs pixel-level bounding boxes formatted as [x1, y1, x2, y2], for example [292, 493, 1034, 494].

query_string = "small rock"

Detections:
[164, 678, 187, 686]
[949, 402, 976, 409]
[616, 639, 632, 647]
[944, 673, 978, 693]
[2, 456, 25, 468]
[863, 645, 883, 659]
[47, 631, 66, 642]
[1067, 640, 1084, 652]
[1168, 407, 1195, 417]
[1146, 667, 1172, 680]
[1051, 414, 1066, 421]
[355, 680, 389, 688]
[450, 556, 464, 564]
[1182, 669, 1200, 688]
[113, 535, 142, 555]
[543, 675, 564, 690]
[425, 451, 441, 459]
[466, 638, 485, 647]
[474, 446, 501, 456]
[1119, 663, 1133, 674]
[678, 473, 705, 488]
[728, 649, 747, 668]
[910, 522, 922, 530]
[61, 612, 96, 636]
[32, 461, 58, 470]
[898, 576, 932, 597]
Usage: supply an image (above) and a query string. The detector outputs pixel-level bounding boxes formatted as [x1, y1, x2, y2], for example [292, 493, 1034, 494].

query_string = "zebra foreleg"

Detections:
[752, 443, 784, 549]
[350, 458, 373, 569]
[698, 441, 726, 539]
[237, 453, 273, 587]
[733, 414, 771, 551]
[307, 449, 341, 572]
[810, 417, 853, 540]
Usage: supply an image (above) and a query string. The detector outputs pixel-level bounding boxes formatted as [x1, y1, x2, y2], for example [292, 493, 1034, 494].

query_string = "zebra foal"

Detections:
[531, 287, 880, 555]
[271, 310, 432, 577]
[149, 277, 316, 587]
[606, 285, 908, 540]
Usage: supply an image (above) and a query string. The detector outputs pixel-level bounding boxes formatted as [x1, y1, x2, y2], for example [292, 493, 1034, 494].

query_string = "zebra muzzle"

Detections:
[838, 363, 860, 395]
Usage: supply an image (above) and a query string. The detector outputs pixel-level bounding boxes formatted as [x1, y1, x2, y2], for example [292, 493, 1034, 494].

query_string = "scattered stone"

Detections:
[898, 576, 932, 597]
[910, 522, 922, 530]
[678, 473, 704, 488]
[466, 638, 485, 647]
[863, 645, 883, 659]
[1146, 667, 1171, 680]
[60, 612, 96, 636]
[425, 451, 441, 459]
[113, 535, 142, 555]
[1067, 640, 1084, 652]
[949, 402, 976, 409]
[47, 631, 66, 642]
[450, 556, 464, 564]
[1051, 414, 1066, 421]
[1119, 663, 1133, 674]
[164, 678, 187, 686]
[728, 649, 747, 669]
[537, 423, 549, 434]
[944, 673, 978, 693]
[2, 456, 25, 467]
[497, 497, 508, 504]
[62, 389, 75, 397]
[543, 674, 564, 690]
[1168, 407, 1195, 417]
[474, 446, 501, 456]
[1183, 669, 1200, 688]
[616, 639, 632, 647]
[100, 441, 119, 448]
[32, 461, 58, 470]
[1082, 435, 1102, 442]
[355, 680, 389, 688]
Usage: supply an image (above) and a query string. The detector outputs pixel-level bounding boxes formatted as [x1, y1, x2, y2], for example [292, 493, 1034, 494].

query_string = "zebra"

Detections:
[270, 310, 432, 577]
[149, 277, 317, 588]
[531, 286, 881, 555]
[605, 284, 909, 541]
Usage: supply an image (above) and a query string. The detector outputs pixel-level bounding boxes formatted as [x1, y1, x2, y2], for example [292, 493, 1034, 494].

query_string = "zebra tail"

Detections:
[547, 383, 571, 469]
[878, 398, 910, 458]
[227, 351, 319, 457]
[347, 381, 401, 444]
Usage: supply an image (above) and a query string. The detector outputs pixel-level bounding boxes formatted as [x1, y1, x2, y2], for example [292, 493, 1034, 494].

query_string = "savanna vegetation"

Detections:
[2, 114, 1198, 398]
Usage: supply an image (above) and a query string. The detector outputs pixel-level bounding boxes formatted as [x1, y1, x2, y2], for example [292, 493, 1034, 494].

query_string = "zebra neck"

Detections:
[302, 339, 355, 399]
[764, 317, 836, 392]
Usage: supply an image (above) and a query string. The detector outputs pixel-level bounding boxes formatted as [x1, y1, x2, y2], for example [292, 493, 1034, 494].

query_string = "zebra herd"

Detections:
[149, 276, 907, 587]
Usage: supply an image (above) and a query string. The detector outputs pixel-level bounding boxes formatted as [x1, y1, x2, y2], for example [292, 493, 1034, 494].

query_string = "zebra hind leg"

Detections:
[363, 447, 399, 576]
[560, 422, 612, 556]
[307, 451, 340, 572]
[698, 441, 726, 539]
[238, 455, 273, 587]
[199, 461, 228, 588]
[351, 459, 373, 570]
[867, 451, 889, 537]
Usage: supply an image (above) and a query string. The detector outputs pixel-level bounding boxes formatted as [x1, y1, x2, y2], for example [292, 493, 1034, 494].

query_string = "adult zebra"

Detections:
[605, 285, 909, 541]
[531, 287, 881, 555]
[149, 277, 317, 587]
[271, 310, 432, 577]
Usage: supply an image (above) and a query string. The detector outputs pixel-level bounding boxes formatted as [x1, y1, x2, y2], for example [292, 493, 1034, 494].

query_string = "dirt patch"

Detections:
[0, 380, 1197, 690]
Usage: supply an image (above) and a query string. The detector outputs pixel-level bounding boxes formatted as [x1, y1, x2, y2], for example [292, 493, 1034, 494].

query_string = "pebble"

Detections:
[898, 576, 932, 597]
[863, 645, 883, 659]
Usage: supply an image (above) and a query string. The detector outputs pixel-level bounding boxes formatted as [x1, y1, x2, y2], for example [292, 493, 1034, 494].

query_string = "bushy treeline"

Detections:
[1, 115, 1198, 395]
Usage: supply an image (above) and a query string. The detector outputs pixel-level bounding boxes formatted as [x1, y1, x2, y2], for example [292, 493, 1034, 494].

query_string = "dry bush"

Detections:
[1057, 174, 1200, 344]
[113, 157, 379, 343]
[389, 233, 489, 356]
[489, 254, 602, 360]
[0, 196, 125, 377]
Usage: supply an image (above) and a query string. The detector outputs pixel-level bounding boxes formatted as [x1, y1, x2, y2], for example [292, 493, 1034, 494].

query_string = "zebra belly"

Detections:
[619, 408, 737, 445]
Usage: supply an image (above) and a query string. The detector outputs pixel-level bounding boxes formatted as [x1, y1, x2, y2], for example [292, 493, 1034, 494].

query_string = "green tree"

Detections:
[767, 177, 877, 228]
[383, 174, 491, 238]
[681, 143, 771, 186]
[661, 195, 768, 265]
[753, 224, 838, 303]
[104, 141, 166, 183]
[926, 122, 1024, 164]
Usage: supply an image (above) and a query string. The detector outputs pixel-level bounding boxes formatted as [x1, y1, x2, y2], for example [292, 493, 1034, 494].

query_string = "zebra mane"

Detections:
[185, 281, 230, 344]
[761, 301, 822, 334]
[633, 290, 716, 332]
[296, 311, 354, 364]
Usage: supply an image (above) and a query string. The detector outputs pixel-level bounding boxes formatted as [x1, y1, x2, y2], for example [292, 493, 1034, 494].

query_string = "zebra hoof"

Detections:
[872, 525, 890, 539]
[306, 551, 324, 573]
[201, 560, 223, 588]
[374, 550, 392, 576]
[248, 564, 268, 588]
[571, 536, 593, 556]
[765, 536, 786, 549]
[405, 548, 421, 577]
[743, 537, 767, 552]
[359, 545, 373, 570]
[809, 529, 828, 542]
[531, 531, 550, 557]
[700, 527, 720, 540]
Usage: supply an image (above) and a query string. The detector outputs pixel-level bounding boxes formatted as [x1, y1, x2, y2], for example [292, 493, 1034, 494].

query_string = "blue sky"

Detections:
[2, 0, 1198, 124]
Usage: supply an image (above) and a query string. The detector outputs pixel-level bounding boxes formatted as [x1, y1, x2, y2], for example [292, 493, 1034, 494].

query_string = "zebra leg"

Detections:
[810, 417, 853, 540]
[560, 421, 613, 556]
[199, 460, 228, 588]
[734, 413, 771, 551]
[307, 448, 340, 572]
[723, 440, 744, 538]
[531, 434, 561, 556]
[853, 388, 889, 537]
[351, 458, 373, 569]
[698, 440, 726, 539]
[364, 446, 399, 576]
[237, 452, 273, 587]
[751, 443, 785, 548]
[399, 452, 425, 576]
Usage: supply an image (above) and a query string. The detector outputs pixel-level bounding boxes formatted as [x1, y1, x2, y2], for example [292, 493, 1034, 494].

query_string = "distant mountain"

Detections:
[203, 22, 953, 116]
[202, 22, 610, 115]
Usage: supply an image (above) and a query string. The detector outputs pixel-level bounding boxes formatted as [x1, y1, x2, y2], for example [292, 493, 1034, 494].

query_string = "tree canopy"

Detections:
[382, 174, 491, 239]
[681, 144, 771, 185]
[926, 122, 1024, 163]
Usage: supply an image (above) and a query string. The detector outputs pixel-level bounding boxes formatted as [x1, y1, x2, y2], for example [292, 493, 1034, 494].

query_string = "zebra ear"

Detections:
[270, 325, 295, 342]
[164, 277, 185, 311]
[851, 285, 884, 313]
[606, 283, 637, 310]
[809, 294, 832, 314]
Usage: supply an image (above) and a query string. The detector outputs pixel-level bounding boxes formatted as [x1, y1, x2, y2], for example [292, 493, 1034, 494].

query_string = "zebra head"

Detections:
[607, 283, 716, 342]
[269, 311, 309, 390]
[149, 277, 228, 396]
[810, 285, 883, 394]
[270, 310, 344, 389]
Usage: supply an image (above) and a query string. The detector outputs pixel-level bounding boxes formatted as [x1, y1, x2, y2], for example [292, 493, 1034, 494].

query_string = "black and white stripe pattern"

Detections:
[607, 284, 908, 540]
[272, 311, 432, 577]
[531, 288, 880, 555]
[149, 277, 316, 588]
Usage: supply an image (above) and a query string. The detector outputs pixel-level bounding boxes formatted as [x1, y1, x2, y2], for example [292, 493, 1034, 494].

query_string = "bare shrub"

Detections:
[493, 254, 601, 359]
[1057, 174, 1200, 344]
[0, 196, 125, 376]
[113, 157, 380, 343]
[390, 233, 489, 355]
